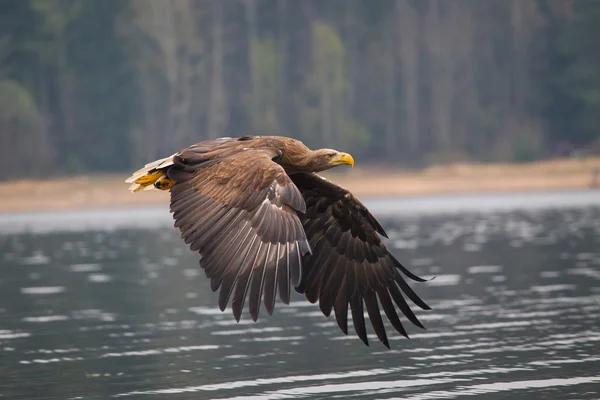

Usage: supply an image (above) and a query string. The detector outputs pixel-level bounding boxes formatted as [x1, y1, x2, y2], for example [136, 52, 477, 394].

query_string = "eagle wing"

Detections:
[291, 172, 430, 348]
[169, 145, 310, 322]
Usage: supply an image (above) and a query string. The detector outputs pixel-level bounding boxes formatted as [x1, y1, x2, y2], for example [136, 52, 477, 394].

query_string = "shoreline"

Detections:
[1, 157, 599, 214]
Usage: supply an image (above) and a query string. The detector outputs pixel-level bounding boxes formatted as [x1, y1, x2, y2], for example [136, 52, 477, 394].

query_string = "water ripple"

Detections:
[2, 201, 600, 399]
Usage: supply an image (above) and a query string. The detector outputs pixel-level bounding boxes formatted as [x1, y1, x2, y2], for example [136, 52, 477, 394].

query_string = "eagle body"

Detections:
[126, 135, 429, 348]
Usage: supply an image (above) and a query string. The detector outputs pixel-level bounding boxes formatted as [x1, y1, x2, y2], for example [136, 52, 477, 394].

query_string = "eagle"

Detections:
[126, 136, 430, 348]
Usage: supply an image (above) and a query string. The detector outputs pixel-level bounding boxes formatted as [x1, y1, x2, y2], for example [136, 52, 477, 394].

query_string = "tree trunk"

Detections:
[207, 0, 226, 139]
[396, 1, 419, 159]
[242, 0, 260, 129]
[384, 15, 396, 161]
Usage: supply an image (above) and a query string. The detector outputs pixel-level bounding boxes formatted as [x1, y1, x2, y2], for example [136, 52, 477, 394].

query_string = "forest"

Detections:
[0, 0, 599, 180]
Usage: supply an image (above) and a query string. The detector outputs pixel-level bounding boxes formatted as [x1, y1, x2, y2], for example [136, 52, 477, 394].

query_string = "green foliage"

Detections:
[252, 36, 281, 105]
[0, 79, 40, 123]
[0, 79, 54, 178]
[247, 36, 282, 136]
[297, 20, 365, 152]
[311, 21, 348, 96]
[544, 0, 600, 147]
[513, 140, 542, 164]
[30, 0, 82, 33]
[340, 120, 371, 157]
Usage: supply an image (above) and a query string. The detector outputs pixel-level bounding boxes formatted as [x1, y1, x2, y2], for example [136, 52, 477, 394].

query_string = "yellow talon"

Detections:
[154, 177, 175, 190]
[134, 170, 163, 186]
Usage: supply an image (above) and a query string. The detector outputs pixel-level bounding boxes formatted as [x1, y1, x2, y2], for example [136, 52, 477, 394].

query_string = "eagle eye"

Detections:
[326, 153, 335, 159]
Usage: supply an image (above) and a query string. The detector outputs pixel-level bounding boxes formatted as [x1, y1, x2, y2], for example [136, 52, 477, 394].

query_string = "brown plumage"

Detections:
[126, 135, 430, 348]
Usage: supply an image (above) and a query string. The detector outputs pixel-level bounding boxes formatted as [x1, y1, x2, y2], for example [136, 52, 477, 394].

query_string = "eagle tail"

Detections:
[126, 155, 176, 193]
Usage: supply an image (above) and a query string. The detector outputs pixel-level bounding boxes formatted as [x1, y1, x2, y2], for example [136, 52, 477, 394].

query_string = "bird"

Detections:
[126, 135, 430, 348]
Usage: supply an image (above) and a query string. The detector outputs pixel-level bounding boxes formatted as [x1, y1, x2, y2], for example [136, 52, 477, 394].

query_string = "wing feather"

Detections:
[202, 218, 250, 279]
[218, 233, 258, 311]
[232, 241, 265, 322]
[168, 144, 311, 321]
[263, 243, 281, 315]
[278, 242, 292, 305]
[292, 172, 430, 348]
[378, 287, 408, 338]
[248, 243, 271, 321]
[350, 296, 368, 346]
[334, 271, 350, 335]
[364, 291, 389, 348]
[388, 283, 425, 329]
[318, 262, 345, 317]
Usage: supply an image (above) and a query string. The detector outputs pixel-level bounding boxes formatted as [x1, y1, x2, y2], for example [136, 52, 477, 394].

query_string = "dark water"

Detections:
[1, 191, 600, 399]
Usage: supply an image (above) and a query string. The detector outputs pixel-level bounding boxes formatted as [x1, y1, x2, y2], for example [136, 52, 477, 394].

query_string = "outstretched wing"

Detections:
[291, 173, 430, 348]
[169, 146, 311, 322]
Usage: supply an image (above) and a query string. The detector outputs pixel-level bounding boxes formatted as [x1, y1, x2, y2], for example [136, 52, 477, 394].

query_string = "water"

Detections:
[1, 191, 600, 399]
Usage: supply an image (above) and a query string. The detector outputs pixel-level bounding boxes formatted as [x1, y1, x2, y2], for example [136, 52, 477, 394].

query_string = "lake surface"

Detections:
[1, 190, 600, 399]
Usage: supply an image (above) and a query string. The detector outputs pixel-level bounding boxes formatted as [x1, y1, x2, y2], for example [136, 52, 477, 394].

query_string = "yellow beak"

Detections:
[330, 152, 355, 168]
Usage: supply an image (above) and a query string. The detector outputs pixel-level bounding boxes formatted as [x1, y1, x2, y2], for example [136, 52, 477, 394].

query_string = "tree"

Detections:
[207, 0, 227, 139]
[120, 0, 207, 164]
[545, 0, 600, 148]
[0, 79, 54, 178]
[0, 0, 598, 181]
[246, 36, 283, 136]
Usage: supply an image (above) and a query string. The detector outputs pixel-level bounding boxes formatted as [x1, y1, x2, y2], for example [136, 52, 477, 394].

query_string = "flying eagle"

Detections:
[126, 136, 430, 348]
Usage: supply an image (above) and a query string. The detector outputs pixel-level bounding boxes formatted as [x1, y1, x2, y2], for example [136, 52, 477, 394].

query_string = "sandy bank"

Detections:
[1, 157, 599, 214]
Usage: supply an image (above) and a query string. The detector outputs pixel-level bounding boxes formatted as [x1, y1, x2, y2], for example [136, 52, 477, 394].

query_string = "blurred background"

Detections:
[0, 0, 599, 181]
[2, 2, 600, 399]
